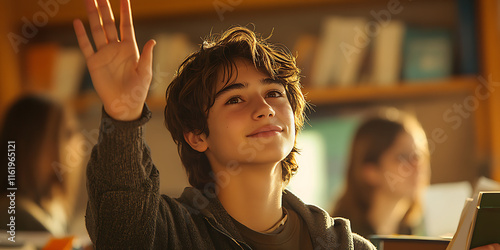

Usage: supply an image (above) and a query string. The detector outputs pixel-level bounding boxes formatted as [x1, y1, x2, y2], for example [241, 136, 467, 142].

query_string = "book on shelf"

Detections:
[292, 33, 317, 88]
[25, 43, 59, 93]
[369, 20, 405, 86]
[310, 16, 369, 87]
[150, 33, 196, 98]
[355, 38, 373, 84]
[24, 43, 86, 101]
[51, 47, 86, 101]
[457, 0, 479, 75]
[402, 27, 453, 82]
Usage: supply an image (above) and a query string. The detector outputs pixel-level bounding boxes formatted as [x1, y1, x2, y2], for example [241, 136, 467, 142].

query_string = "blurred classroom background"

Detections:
[1, 0, 500, 246]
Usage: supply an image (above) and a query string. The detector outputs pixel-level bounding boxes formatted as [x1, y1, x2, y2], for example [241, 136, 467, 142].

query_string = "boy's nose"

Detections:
[252, 99, 275, 120]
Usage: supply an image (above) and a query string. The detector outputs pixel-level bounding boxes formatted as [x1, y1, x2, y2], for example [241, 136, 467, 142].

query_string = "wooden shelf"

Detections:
[303, 76, 478, 105]
[14, 0, 431, 27]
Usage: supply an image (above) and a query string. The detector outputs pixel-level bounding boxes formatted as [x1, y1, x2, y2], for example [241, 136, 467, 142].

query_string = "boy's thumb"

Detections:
[137, 39, 156, 78]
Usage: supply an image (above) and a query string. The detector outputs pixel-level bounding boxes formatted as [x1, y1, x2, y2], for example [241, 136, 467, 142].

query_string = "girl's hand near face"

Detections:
[73, 0, 155, 121]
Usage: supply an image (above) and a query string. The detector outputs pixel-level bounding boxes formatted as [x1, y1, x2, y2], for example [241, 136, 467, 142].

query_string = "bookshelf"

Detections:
[1, 0, 500, 182]
[0, 1, 22, 124]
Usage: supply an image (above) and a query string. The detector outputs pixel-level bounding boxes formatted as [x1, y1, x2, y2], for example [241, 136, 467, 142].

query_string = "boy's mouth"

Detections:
[247, 125, 283, 137]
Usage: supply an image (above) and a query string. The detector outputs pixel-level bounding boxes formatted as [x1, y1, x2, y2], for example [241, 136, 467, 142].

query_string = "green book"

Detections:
[468, 192, 500, 249]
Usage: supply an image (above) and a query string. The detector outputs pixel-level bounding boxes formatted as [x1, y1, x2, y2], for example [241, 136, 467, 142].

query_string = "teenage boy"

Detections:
[73, 0, 376, 248]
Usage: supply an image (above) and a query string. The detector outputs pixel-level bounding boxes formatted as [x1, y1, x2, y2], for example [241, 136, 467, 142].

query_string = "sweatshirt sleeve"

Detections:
[353, 233, 377, 250]
[85, 104, 163, 248]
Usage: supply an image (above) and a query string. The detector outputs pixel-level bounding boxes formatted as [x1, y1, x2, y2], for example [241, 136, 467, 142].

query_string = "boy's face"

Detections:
[202, 58, 295, 170]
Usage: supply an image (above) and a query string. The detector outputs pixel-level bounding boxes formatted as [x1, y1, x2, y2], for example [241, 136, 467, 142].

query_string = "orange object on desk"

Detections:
[42, 236, 74, 250]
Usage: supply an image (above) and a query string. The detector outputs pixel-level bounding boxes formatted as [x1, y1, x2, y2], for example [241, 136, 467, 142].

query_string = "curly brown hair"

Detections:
[164, 26, 307, 189]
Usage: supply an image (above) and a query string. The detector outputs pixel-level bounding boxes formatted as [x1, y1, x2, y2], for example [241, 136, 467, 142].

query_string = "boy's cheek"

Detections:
[281, 105, 295, 123]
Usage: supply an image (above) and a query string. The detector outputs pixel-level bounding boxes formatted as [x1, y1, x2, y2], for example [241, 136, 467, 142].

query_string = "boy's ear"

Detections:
[184, 130, 208, 152]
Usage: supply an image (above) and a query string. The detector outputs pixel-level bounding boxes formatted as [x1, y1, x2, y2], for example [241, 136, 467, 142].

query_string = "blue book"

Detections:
[402, 28, 453, 81]
[457, 0, 479, 75]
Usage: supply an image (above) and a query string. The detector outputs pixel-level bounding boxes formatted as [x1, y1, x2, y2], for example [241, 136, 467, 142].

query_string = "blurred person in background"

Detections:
[332, 107, 431, 238]
[0, 94, 84, 236]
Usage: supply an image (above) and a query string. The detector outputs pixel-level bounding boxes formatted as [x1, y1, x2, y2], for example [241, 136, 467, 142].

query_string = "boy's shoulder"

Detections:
[283, 190, 376, 249]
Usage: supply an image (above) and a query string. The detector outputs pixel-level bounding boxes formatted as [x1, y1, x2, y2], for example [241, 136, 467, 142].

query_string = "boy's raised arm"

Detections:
[73, 0, 167, 247]
[73, 0, 155, 121]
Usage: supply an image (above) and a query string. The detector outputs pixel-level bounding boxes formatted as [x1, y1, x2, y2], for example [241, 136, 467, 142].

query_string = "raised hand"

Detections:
[73, 0, 155, 121]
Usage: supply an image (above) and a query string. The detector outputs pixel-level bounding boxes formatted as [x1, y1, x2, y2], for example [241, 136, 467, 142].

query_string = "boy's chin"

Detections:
[244, 151, 291, 166]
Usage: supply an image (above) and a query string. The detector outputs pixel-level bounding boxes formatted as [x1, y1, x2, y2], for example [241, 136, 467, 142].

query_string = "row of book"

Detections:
[24, 43, 85, 102]
[24, 0, 477, 100]
[23, 32, 196, 102]
[294, 2, 477, 87]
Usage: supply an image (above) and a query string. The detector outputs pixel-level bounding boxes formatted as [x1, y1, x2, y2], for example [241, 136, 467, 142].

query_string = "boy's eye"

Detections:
[266, 90, 284, 98]
[225, 96, 243, 105]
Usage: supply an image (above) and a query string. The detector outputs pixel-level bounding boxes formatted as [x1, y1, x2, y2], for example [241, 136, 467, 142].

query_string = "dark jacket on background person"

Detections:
[85, 105, 376, 249]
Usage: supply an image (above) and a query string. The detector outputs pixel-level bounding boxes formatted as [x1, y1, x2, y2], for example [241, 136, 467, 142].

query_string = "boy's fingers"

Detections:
[96, 0, 119, 43]
[120, 0, 136, 42]
[84, 0, 107, 49]
[73, 19, 95, 59]
[137, 39, 156, 82]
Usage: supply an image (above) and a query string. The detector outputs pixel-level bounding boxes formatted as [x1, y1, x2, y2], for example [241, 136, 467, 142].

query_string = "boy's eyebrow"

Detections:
[215, 82, 247, 99]
[214, 78, 282, 99]
[261, 77, 282, 85]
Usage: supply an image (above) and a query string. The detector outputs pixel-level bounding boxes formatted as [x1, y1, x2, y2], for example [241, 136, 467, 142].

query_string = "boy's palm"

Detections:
[74, 0, 155, 121]
[85, 41, 147, 117]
